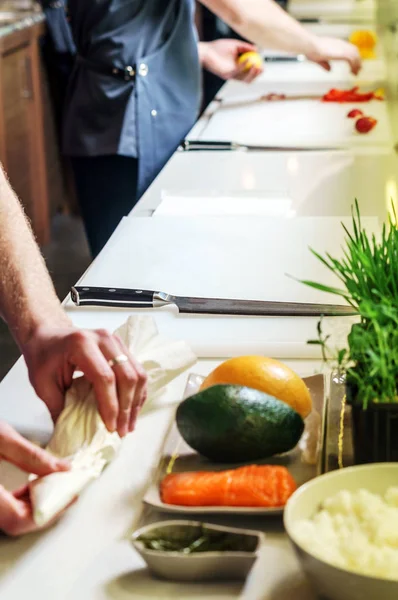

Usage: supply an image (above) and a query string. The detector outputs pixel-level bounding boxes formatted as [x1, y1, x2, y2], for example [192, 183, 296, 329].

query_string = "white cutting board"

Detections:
[67, 306, 357, 360]
[218, 74, 384, 105]
[218, 80, 354, 106]
[70, 215, 379, 302]
[66, 216, 378, 357]
[153, 193, 294, 217]
[199, 98, 391, 148]
[262, 60, 385, 83]
[216, 62, 386, 98]
[217, 80, 386, 107]
[289, 0, 376, 21]
[302, 22, 379, 39]
[135, 150, 397, 223]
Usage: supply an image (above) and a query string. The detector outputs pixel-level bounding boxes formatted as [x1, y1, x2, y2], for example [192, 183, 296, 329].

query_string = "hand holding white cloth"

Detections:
[29, 316, 197, 527]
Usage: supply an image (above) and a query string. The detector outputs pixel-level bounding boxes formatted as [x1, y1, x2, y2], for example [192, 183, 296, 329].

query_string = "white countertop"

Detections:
[0, 5, 395, 598]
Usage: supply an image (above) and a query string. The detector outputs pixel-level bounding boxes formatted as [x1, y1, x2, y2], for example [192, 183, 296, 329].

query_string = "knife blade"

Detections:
[263, 55, 305, 62]
[70, 286, 356, 317]
[179, 140, 342, 152]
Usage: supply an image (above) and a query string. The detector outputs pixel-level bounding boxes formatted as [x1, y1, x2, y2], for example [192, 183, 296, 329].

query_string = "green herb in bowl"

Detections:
[136, 524, 258, 554]
[131, 520, 263, 582]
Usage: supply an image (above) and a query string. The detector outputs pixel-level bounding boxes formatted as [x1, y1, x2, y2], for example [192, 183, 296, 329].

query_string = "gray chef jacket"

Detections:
[63, 0, 201, 194]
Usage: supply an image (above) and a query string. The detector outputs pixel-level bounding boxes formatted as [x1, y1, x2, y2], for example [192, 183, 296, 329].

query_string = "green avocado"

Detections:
[176, 384, 305, 463]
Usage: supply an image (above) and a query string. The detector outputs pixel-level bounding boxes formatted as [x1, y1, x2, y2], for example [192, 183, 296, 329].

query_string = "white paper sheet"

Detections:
[30, 315, 197, 527]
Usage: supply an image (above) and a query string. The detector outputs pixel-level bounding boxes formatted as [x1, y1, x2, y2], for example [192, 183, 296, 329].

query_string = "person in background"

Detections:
[59, 0, 360, 258]
[0, 164, 147, 535]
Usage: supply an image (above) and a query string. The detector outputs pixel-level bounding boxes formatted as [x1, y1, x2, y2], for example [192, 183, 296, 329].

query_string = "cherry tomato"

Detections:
[347, 109, 364, 119]
[355, 116, 378, 134]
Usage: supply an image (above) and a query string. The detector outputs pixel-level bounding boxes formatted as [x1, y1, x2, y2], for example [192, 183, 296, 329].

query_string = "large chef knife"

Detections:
[179, 140, 342, 152]
[70, 286, 355, 317]
[263, 55, 305, 62]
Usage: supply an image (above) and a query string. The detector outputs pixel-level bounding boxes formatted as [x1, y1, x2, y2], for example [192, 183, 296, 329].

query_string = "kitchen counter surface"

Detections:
[0, 3, 395, 599]
[0, 9, 44, 38]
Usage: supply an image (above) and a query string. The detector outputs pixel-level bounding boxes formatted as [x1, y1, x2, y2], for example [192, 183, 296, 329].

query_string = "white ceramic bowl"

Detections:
[284, 463, 398, 600]
[131, 520, 264, 582]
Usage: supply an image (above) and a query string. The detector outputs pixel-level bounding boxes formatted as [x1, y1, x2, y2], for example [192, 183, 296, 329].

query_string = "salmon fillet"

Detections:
[160, 465, 297, 508]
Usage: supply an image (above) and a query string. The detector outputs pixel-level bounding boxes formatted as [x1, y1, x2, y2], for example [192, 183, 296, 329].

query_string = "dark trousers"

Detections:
[71, 155, 139, 257]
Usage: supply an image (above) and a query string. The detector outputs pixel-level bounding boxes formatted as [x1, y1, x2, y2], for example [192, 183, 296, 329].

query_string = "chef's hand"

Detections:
[199, 40, 263, 83]
[0, 421, 70, 536]
[21, 325, 147, 437]
[306, 37, 361, 75]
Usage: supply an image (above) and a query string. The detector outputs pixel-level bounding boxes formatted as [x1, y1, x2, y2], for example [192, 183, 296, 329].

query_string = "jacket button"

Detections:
[139, 63, 149, 77]
[151, 109, 157, 117]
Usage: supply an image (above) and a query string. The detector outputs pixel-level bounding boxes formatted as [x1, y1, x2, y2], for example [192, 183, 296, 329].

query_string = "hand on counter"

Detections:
[0, 421, 70, 536]
[306, 37, 362, 75]
[199, 39, 263, 83]
[21, 324, 148, 438]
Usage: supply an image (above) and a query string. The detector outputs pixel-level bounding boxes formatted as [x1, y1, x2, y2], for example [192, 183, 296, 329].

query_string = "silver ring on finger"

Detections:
[108, 354, 129, 368]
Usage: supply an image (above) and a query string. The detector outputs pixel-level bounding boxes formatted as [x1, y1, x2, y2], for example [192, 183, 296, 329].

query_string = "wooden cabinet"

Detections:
[0, 21, 64, 245]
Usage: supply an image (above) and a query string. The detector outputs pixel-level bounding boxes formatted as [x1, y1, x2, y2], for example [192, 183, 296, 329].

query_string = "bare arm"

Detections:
[199, 0, 361, 73]
[0, 166, 69, 348]
[0, 164, 147, 436]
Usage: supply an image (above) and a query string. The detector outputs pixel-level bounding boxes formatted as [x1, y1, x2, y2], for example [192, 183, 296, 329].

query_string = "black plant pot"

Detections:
[347, 384, 398, 464]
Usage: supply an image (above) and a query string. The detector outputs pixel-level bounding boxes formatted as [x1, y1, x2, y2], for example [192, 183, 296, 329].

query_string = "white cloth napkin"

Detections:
[29, 315, 197, 527]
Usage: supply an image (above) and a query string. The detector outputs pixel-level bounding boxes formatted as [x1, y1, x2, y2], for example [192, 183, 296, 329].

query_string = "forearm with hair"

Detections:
[199, 0, 318, 56]
[0, 167, 70, 349]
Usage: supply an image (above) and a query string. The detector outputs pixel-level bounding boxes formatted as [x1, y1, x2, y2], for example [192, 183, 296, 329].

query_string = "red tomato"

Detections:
[355, 116, 378, 133]
[347, 109, 364, 119]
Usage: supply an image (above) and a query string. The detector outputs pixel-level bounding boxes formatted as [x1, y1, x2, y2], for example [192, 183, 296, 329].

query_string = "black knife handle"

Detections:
[71, 286, 155, 308]
[178, 140, 235, 152]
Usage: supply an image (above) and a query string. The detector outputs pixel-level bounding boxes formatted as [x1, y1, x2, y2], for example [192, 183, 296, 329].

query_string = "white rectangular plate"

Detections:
[143, 372, 326, 516]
